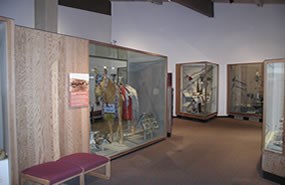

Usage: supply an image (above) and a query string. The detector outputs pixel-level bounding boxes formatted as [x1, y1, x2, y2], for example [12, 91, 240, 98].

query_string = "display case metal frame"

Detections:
[0, 16, 18, 185]
[227, 62, 264, 118]
[262, 58, 285, 178]
[176, 61, 219, 121]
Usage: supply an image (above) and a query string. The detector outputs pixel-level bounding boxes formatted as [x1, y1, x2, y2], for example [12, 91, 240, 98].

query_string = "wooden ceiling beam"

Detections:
[59, 0, 214, 17]
[254, 0, 264, 6]
[111, 0, 214, 17]
[58, 0, 111, 15]
[110, 0, 168, 4]
[172, 0, 214, 17]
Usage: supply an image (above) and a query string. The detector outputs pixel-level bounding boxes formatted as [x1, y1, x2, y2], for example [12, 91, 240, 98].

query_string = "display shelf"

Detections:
[176, 61, 218, 120]
[262, 58, 285, 178]
[227, 63, 264, 118]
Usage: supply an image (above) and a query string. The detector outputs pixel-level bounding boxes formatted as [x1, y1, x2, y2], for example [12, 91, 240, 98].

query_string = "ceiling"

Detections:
[58, 0, 285, 17]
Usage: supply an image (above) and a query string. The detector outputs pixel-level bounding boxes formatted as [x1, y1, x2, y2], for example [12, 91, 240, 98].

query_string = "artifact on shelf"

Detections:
[90, 131, 111, 151]
[0, 149, 7, 160]
[137, 113, 159, 139]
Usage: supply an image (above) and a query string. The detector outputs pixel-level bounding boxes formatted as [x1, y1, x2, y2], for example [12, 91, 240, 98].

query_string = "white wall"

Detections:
[0, 0, 34, 27]
[58, 5, 112, 42]
[111, 2, 285, 116]
[0, 1, 112, 42]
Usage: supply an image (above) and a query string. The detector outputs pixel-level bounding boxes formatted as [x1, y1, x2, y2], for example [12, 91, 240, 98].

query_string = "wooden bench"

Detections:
[57, 153, 111, 181]
[21, 153, 111, 185]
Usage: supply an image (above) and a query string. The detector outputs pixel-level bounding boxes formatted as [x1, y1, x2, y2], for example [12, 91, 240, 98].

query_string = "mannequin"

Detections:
[94, 69, 124, 144]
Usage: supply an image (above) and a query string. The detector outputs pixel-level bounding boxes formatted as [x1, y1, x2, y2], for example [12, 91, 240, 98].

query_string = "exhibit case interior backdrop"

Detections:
[227, 63, 264, 118]
[89, 41, 167, 157]
[176, 62, 218, 120]
[262, 58, 285, 177]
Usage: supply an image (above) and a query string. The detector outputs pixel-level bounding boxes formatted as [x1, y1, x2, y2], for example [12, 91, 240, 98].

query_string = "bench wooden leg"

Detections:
[87, 161, 111, 180]
[106, 161, 111, 179]
[21, 174, 50, 185]
[79, 173, 85, 185]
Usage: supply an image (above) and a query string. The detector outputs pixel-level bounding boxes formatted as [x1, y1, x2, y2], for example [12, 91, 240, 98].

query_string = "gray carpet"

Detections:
[85, 118, 278, 185]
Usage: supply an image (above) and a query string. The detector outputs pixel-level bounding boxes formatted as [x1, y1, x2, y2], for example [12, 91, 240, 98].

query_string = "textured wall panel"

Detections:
[15, 26, 89, 172]
[58, 36, 90, 155]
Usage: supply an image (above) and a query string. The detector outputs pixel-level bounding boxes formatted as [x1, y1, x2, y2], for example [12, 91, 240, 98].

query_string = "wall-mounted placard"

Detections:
[69, 73, 89, 107]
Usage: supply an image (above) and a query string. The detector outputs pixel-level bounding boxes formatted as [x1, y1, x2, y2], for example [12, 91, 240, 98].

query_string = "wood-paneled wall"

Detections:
[15, 26, 89, 175]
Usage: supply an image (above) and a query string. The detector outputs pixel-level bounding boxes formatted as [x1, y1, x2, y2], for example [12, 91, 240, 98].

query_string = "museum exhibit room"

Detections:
[0, 0, 285, 185]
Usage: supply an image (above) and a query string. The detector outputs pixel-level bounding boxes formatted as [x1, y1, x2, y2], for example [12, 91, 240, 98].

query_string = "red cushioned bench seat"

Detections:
[20, 153, 111, 185]
[21, 160, 84, 185]
[58, 153, 111, 180]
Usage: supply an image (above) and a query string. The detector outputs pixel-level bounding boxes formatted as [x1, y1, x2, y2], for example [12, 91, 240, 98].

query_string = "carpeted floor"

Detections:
[84, 117, 279, 185]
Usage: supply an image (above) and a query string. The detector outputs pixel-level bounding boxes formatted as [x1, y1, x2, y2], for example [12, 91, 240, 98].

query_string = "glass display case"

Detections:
[0, 17, 13, 185]
[262, 59, 285, 177]
[227, 63, 263, 118]
[89, 41, 167, 157]
[0, 17, 8, 160]
[176, 62, 218, 120]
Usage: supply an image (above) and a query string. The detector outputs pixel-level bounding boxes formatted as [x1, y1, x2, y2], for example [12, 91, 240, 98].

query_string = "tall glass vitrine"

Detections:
[262, 58, 285, 177]
[176, 62, 218, 120]
[89, 41, 168, 157]
[0, 16, 14, 185]
[0, 18, 8, 159]
[227, 63, 263, 118]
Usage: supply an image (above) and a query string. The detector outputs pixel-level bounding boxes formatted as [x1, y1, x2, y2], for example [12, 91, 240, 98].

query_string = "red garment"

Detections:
[120, 85, 132, 120]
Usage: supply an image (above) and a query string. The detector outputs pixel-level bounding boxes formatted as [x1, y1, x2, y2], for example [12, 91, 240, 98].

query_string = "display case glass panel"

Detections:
[228, 63, 263, 117]
[89, 42, 167, 157]
[176, 62, 218, 120]
[264, 61, 284, 154]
